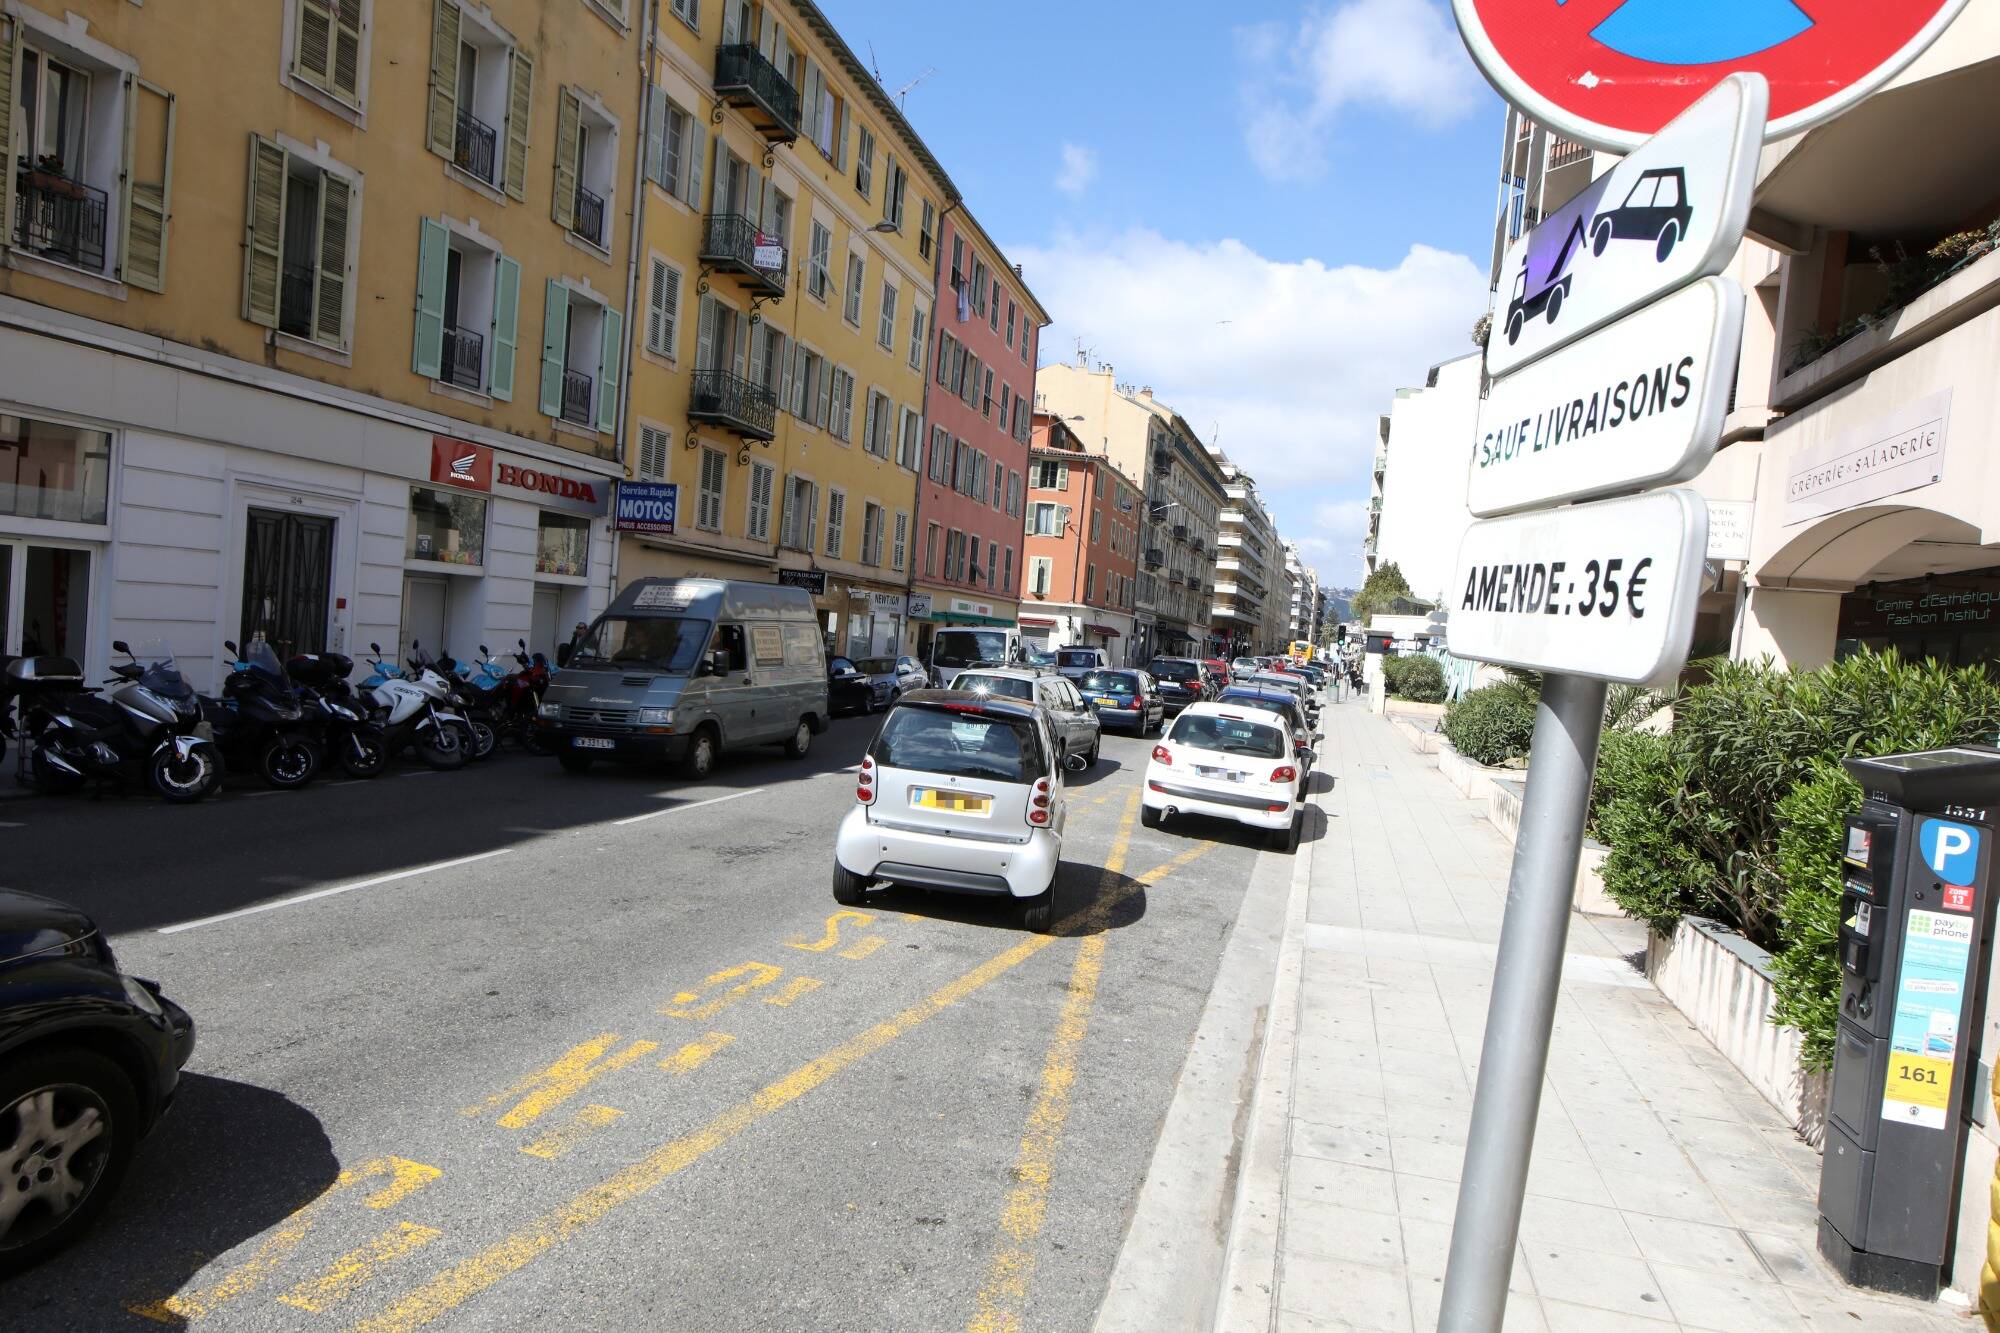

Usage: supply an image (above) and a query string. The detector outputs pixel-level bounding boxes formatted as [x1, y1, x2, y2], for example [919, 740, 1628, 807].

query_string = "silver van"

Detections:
[537, 578, 828, 779]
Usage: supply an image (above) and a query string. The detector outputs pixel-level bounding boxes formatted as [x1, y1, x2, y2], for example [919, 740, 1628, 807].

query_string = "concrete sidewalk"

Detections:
[1212, 701, 1962, 1332]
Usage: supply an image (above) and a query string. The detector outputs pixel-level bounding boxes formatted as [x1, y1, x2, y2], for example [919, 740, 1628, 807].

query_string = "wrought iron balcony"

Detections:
[13, 166, 108, 272]
[699, 213, 787, 297]
[1143, 548, 1164, 569]
[688, 368, 778, 442]
[454, 108, 499, 184]
[571, 185, 606, 248]
[1152, 446, 1173, 473]
[714, 45, 801, 144]
[1173, 523, 1188, 542]
[443, 325, 485, 392]
[561, 368, 595, 426]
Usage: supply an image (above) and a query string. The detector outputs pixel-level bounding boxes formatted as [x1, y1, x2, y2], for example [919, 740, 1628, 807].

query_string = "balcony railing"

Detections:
[1548, 136, 1593, 170]
[1152, 446, 1172, 473]
[714, 44, 801, 143]
[688, 368, 778, 442]
[279, 261, 316, 339]
[1172, 523, 1188, 542]
[561, 368, 595, 426]
[13, 166, 108, 273]
[1373, 450, 1387, 474]
[454, 108, 499, 185]
[571, 185, 606, 248]
[1143, 548, 1164, 569]
[443, 325, 485, 392]
[699, 213, 787, 297]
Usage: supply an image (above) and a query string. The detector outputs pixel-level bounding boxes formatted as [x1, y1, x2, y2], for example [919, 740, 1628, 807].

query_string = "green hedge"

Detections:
[1383, 654, 1447, 703]
[1441, 681, 1537, 766]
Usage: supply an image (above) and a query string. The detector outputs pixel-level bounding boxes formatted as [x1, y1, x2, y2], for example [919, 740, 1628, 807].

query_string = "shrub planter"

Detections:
[1645, 916, 1829, 1145]
[1384, 700, 1447, 723]
[1436, 740, 1518, 802]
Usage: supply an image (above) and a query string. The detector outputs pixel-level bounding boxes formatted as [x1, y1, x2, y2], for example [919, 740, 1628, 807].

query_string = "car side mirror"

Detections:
[1064, 753, 1088, 772]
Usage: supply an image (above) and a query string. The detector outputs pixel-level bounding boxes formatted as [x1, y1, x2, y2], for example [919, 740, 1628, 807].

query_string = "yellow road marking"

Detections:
[660, 960, 784, 1020]
[764, 976, 824, 1006]
[279, 1223, 444, 1313]
[352, 801, 1210, 1333]
[787, 909, 875, 952]
[659, 1031, 736, 1075]
[838, 934, 887, 961]
[463, 1035, 659, 1130]
[519, 1105, 624, 1161]
[131, 1157, 440, 1322]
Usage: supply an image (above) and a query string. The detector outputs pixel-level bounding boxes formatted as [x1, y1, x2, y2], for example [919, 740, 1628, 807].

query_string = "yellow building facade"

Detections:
[0, 0, 640, 683]
[620, 0, 951, 657]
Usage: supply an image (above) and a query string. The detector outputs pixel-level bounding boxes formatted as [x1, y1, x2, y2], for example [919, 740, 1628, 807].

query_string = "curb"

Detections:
[1093, 747, 1323, 1333]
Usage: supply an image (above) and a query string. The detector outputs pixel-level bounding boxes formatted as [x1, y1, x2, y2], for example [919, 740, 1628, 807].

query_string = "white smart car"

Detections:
[834, 690, 1086, 932]
[1142, 701, 1304, 851]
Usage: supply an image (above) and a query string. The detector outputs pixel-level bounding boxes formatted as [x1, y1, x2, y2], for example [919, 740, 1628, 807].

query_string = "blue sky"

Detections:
[817, 0, 1506, 587]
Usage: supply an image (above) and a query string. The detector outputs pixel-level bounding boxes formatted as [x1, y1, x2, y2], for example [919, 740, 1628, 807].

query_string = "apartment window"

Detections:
[949, 235, 965, 300]
[987, 541, 998, 591]
[781, 475, 817, 550]
[824, 489, 845, 557]
[864, 390, 894, 459]
[695, 293, 749, 378]
[746, 460, 774, 540]
[290, 0, 367, 109]
[669, 0, 699, 30]
[553, 88, 618, 249]
[1034, 461, 1068, 491]
[924, 523, 939, 577]
[1006, 302, 1016, 349]
[645, 256, 683, 358]
[537, 281, 620, 431]
[935, 331, 955, 389]
[646, 93, 703, 207]
[807, 221, 831, 300]
[843, 252, 865, 326]
[413, 219, 519, 399]
[989, 280, 1001, 332]
[827, 367, 856, 442]
[861, 503, 884, 566]
[881, 153, 907, 230]
[749, 323, 787, 401]
[891, 512, 908, 571]
[790, 345, 828, 426]
[928, 426, 951, 484]
[696, 446, 727, 531]
[244, 136, 358, 351]
[1020, 322, 1032, 365]
[981, 369, 995, 420]
[1008, 471, 1023, 517]
[970, 258, 989, 316]
[877, 281, 898, 350]
[953, 440, 971, 495]
[918, 198, 936, 260]
[854, 125, 875, 199]
[1002, 547, 1014, 594]
[1085, 565, 1095, 601]
[1029, 502, 1066, 537]
[908, 299, 929, 373]
[896, 407, 922, 471]
[1029, 557, 1053, 597]
[959, 352, 981, 408]
[999, 384, 1012, 430]
[1090, 510, 1102, 545]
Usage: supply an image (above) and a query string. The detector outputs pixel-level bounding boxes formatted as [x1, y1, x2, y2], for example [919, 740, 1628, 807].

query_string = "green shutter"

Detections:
[314, 172, 352, 347]
[503, 50, 533, 202]
[412, 218, 449, 379]
[0, 17, 14, 243]
[427, 0, 461, 159]
[241, 135, 289, 329]
[539, 280, 569, 417]
[597, 307, 622, 434]
[120, 78, 176, 293]
[490, 255, 521, 401]
[551, 88, 580, 229]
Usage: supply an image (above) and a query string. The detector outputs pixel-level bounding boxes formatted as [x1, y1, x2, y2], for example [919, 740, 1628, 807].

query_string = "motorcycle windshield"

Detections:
[243, 640, 293, 690]
[129, 639, 193, 699]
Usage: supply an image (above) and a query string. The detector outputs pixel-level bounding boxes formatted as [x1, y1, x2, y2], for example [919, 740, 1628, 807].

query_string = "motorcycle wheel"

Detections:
[148, 745, 220, 804]
[258, 737, 319, 790]
[337, 731, 389, 779]
[416, 724, 467, 771]
[465, 717, 499, 761]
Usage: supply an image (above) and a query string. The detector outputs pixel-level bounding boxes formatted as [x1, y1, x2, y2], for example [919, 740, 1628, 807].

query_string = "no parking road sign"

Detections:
[1453, 0, 1972, 150]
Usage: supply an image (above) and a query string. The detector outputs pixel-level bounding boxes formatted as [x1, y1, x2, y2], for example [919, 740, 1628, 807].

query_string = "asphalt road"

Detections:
[1, 711, 1300, 1331]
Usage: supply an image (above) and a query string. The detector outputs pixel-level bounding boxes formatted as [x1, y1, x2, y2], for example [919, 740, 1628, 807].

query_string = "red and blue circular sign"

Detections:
[1454, 0, 1972, 149]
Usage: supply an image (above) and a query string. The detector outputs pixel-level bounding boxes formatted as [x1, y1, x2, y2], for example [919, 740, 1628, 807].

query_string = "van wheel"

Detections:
[680, 727, 717, 781]
[783, 719, 812, 759]
[832, 860, 869, 906]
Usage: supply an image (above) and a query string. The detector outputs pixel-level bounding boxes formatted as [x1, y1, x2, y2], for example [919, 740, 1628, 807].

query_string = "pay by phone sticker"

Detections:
[1883, 909, 1973, 1131]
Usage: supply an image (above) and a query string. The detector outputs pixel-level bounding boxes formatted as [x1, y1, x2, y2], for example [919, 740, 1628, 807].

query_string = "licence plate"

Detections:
[1093, 697, 1121, 708]
[1196, 765, 1246, 782]
[914, 788, 991, 814]
[573, 737, 615, 750]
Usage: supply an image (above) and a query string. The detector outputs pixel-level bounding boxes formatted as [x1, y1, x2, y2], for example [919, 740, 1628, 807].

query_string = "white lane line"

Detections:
[0, 821, 22, 828]
[612, 787, 766, 827]
[157, 849, 514, 934]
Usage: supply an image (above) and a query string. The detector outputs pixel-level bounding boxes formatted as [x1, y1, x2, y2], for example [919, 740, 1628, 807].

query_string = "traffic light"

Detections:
[1335, 624, 1347, 643]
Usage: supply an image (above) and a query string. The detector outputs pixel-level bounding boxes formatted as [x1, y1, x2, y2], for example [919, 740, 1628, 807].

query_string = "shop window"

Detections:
[408, 486, 487, 565]
[536, 511, 589, 576]
[0, 415, 110, 523]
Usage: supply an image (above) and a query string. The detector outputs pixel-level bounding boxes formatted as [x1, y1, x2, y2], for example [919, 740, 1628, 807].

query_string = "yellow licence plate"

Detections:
[915, 788, 991, 814]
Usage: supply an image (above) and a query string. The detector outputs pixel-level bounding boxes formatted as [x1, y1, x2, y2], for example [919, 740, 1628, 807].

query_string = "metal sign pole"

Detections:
[1438, 670, 1607, 1332]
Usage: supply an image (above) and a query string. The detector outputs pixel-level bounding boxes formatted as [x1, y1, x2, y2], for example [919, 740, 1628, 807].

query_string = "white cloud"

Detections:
[1239, 0, 1484, 181]
[1054, 142, 1099, 197]
[1010, 228, 1487, 589]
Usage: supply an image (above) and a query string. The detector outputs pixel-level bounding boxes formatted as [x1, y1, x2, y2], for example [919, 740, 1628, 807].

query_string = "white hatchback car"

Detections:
[1142, 702, 1304, 851]
[834, 690, 1086, 932]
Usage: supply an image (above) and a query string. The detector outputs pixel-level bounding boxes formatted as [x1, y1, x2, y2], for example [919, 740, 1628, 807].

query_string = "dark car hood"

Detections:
[0, 889, 98, 964]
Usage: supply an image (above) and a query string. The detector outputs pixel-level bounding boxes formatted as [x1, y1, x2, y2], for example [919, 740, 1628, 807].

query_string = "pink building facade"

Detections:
[908, 210, 1048, 658]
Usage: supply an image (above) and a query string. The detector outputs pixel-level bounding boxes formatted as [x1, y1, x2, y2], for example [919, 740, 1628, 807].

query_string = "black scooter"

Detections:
[3, 641, 221, 802]
[288, 652, 389, 779]
[201, 640, 320, 789]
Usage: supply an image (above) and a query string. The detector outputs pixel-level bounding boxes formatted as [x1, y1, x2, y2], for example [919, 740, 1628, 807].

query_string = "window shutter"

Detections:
[539, 280, 569, 417]
[777, 333, 794, 407]
[597, 307, 623, 433]
[816, 359, 832, 429]
[412, 218, 449, 378]
[427, 0, 462, 159]
[648, 258, 676, 357]
[747, 321, 768, 386]
[834, 100, 848, 171]
[644, 93, 667, 188]
[684, 117, 705, 207]
[694, 294, 717, 371]
[552, 88, 581, 228]
[862, 393, 877, 458]
[296, 0, 335, 88]
[0, 17, 13, 240]
[503, 50, 534, 202]
[314, 172, 352, 347]
[639, 424, 670, 479]
[807, 482, 820, 549]
[241, 135, 289, 328]
[490, 254, 521, 401]
[120, 78, 176, 293]
[332, 2, 363, 101]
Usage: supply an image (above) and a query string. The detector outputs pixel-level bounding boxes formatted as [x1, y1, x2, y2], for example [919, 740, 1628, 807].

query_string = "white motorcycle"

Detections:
[359, 642, 470, 770]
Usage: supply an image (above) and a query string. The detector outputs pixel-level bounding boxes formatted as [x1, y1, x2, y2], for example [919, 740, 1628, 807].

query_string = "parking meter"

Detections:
[1819, 745, 2000, 1298]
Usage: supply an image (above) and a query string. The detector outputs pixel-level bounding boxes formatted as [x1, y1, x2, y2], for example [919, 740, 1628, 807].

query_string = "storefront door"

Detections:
[3, 542, 92, 660]
[401, 576, 449, 659]
[532, 585, 562, 662]
[241, 508, 335, 656]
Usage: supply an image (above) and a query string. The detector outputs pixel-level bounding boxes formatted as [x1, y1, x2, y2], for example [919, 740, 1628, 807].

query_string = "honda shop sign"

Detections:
[614, 481, 677, 535]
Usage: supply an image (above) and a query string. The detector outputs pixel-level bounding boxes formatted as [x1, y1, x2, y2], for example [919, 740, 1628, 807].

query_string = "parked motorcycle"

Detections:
[287, 652, 389, 779]
[4, 640, 221, 802]
[359, 642, 469, 770]
[432, 650, 499, 761]
[204, 640, 320, 789]
[460, 640, 550, 753]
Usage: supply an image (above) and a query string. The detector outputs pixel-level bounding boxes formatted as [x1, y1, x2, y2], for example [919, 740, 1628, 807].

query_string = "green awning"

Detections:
[927, 612, 1015, 628]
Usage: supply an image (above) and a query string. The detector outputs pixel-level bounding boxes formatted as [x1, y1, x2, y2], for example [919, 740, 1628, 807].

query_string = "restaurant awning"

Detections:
[1084, 624, 1122, 637]
[1019, 616, 1057, 628]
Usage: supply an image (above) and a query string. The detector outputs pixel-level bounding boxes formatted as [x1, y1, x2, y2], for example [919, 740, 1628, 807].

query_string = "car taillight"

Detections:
[1271, 765, 1298, 784]
[1027, 777, 1051, 826]
[857, 756, 876, 805]
[1152, 745, 1173, 765]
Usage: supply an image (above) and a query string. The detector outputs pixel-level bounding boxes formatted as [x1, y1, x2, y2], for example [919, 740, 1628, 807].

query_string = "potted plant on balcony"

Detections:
[25, 155, 84, 199]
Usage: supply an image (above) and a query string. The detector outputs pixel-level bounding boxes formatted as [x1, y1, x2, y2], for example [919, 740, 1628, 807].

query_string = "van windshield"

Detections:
[871, 705, 1046, 782]
[570, 616, 712, 675]
[933, 630, 1008, 669]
